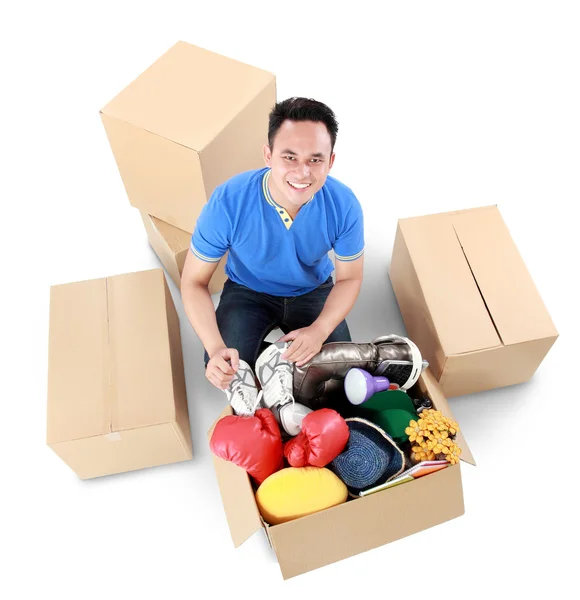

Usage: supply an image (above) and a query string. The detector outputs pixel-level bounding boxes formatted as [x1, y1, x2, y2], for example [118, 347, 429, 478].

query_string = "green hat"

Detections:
[355, 390, 418, 444]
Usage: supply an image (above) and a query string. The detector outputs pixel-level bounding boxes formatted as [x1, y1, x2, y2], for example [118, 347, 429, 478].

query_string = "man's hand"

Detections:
[277, 324, 327, 367]
[206, 347, 239, 390]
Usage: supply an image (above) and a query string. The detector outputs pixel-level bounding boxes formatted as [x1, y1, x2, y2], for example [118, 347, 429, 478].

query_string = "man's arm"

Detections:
[181, 250, 237, 389]
[311, 254, 364, 338]
[181, 249, 225, 356]
[280, 254, 364, 366]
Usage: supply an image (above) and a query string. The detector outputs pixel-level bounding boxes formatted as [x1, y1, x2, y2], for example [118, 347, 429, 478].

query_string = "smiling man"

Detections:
[181, 97, 364, 431]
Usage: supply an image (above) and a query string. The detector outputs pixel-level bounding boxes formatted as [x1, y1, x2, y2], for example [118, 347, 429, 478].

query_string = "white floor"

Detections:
[2, 2, 578, 598]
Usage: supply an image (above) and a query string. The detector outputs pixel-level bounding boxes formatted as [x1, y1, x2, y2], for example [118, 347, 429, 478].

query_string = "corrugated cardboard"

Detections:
[100, 41, 277, 232]
[208, 368, 474, 579]
[389, 205, 559, 397]
[140, 211, 228, 294]
[47, 268, 192, 479]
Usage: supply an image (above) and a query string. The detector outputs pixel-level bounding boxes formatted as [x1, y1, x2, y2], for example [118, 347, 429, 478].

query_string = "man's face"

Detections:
[263, 120, 335, 211]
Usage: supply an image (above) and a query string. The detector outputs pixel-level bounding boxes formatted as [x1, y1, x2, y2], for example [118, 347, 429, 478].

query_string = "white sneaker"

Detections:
[254, 342, 312, 436]
[224, 360, 262, 417]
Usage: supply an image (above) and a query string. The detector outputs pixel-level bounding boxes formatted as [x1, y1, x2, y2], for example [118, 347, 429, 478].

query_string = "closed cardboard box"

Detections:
[208, 369, 474, 580]
[140, 211, 228, 295]
[47, 268, 193, 479]
[389, 205, 558, 397]
[100, 40, 276, 233]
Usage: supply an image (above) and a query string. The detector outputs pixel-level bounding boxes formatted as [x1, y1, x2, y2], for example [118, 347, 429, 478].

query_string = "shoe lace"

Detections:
[232, 385, 263, 414]
[253, 389, 264, 413]
[267, 368, 295, 412]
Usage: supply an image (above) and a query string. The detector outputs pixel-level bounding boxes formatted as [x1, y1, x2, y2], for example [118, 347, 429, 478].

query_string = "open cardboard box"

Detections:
[100, 40, 276, 233]
[140, 211, 228, 295]
[208, 368, 474, 579]
[389, 205, 558, 397]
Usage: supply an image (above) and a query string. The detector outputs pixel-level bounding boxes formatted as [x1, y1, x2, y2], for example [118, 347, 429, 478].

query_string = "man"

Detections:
[181, 97, 364, 432]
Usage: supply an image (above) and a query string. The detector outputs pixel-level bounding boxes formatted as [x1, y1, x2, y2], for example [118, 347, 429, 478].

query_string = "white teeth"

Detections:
[288, 182, 311, 189]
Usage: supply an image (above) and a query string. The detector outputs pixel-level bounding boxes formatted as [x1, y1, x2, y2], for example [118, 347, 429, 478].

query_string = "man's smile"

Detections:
[287, 181, 312, 191]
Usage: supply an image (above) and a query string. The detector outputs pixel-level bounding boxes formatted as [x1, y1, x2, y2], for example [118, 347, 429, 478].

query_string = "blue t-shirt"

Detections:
[190, 167, 364, 296]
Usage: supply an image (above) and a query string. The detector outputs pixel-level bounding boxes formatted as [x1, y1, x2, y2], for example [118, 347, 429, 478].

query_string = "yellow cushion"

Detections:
[256, 466, 348, 525]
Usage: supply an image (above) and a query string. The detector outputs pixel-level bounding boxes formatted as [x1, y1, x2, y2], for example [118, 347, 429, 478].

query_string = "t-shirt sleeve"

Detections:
[190, 189, 232, 262]
[333, 193, 365, 262]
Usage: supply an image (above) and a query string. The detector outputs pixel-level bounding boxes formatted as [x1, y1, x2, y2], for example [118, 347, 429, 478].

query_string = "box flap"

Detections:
[400, 211, 502, 356]
[400, 205, 558, 356]
[417, 369, 475, 466]
[47, 269, 177, 444]
[148, 214, 191, 252]
[47, 278, 110, 444]
[162, 278, 193, 456]
[100, 41, 275, 151]
[106, 269, 176, 431]
[450, 206, 558, 345]
[140, 211, 185, 289]
[207, 407, 264, 547]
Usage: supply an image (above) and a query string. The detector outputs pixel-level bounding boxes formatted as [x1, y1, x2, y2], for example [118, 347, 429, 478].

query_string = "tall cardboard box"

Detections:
[47, 269, 193, 479]
[209, 369, 474, 580]
[140, 211, 228, 294]
[100, 41, 277, 233]
[389, 205, 558, 397]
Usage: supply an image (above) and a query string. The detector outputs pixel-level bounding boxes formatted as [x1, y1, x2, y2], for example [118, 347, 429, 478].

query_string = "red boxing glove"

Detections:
[284, 408, 350, 468]
[210, 408, 283, 484]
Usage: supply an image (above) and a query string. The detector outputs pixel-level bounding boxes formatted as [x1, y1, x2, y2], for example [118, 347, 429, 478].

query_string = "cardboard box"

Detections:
[140, 211, 228, 294]
[389, 205, 558, 397]
[47, 269, 193, 479]
[208, 369, 474, 579]
[100, 41, 277, 233]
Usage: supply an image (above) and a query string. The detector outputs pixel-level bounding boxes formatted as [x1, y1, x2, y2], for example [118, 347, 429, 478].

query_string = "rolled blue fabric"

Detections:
[330, 417, 405, 495]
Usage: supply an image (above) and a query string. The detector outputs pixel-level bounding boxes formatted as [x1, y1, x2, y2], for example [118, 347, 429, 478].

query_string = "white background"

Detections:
[2, 1, 578, 596]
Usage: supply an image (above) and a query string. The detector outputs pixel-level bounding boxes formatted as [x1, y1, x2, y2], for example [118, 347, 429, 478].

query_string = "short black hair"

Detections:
[268, 97, 339, 152]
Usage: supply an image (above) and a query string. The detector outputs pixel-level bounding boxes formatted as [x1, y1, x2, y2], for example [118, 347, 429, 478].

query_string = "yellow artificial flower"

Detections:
[405, 420, 424, 444]
[408, 407, 461, 464]
[421, 409, 460, 435]
[412, 442, 437, 461]
[446, 444, 462, 465]
[412, 446, 435, 462]
[429, 434, 453, 455]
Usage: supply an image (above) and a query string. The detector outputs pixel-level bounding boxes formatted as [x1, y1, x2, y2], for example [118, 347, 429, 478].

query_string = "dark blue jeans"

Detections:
[203, 276, 351, 368]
